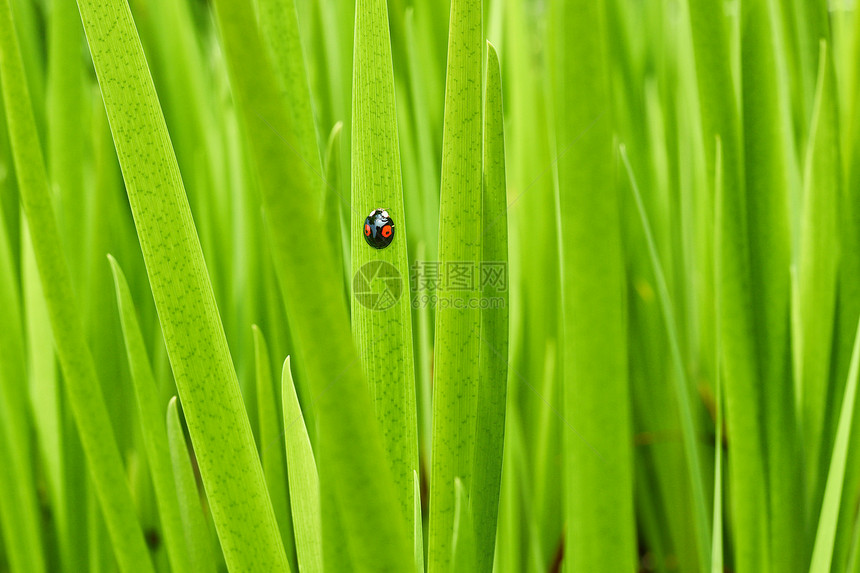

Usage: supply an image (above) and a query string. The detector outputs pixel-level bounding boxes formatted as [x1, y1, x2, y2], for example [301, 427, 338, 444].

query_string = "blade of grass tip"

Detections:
[809, 317, 860, 573]
[451, 478, 477, 573]
[712, 136, 725, 573]
[742, 0, 803, 568]
[73, 0, 289, 567]
[210, 1, 412, 568]
[166, 397, 218, 573]
[0, 2, 156, 571]
[352, 0, 419, 532]
[253, 325, 297, 570]
[281, 357, 323, 573]
[414, 470, 425, 573]
[621, 143, 710, 573]
[429, 0, 483, 570]
[553, 0, 636, 570]
[470, 41, 508, 573]
[799, 40, 842, 511]
[0, 178, 44, 573]
[322, 122, 347, 293]
[687, 0, 770, 569]
[108, 255, 192, 573]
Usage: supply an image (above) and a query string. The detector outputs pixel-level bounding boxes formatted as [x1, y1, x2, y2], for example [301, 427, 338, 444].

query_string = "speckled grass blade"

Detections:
[0, 1, 154, 570]
[428, 0, 483, 570]
[451, 478, 476, 573]
[809, 317, 860, 572]
[253, 326, 296, 569]
[621, 144, 710, 573]
[470, 42, 508, 573]
[210, 1, 411, 568]
[166, 398, 218, 573]
[73, 0, 288, 567]
[108, 255, 190, 573]
[553, 0, 636, 569]
[351, 0, 419, 532]
[281, 357, 323, 573]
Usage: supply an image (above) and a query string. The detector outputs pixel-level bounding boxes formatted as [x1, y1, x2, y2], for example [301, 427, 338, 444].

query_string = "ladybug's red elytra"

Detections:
[363, 208, 396, 249]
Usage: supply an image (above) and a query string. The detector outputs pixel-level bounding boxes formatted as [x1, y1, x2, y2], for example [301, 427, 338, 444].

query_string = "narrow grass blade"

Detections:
[0, 172, 43, 573]
[108, 255, 191, 573]
[712, 136, 725, 573]
[254, 326, 296, 568]
[621, 144, 710, 573]
[428, 0, 483, 570]
[553, 0, 637, 570]
[414, 470, 425, 573]
[322, 122, 347, 290]
[451, 478, 476, 573]
[73, 0, 289, 567]
[799, 41, 841, 507]
[210, 1, 412, 569]
[281, 357, 323, 573]
[809, 317, 860, 572]
[470, 42, 508, 573]
[351, 0, 419, 530]
[166, 397, 218, 573]
[0, 2, 155, 570]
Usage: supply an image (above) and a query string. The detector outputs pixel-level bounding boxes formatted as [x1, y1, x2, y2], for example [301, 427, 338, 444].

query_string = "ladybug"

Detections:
[363, 208, 395, 249]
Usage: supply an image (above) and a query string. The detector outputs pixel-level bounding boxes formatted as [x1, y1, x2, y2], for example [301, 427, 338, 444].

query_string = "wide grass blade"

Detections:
[470, 42, 508, 573]
[428, 0, 483, 570]
[73, 0, 290, 567]
[253, 325, 296, 568]
[210, 1, 412, 567]
[281, 357, 323, 573]
[553, 0, 637, 569]
[351, 0, 420, 533]
[808, 317, 860, 572]
[108, 255, 190, 573]
[0, 1, 155, 570]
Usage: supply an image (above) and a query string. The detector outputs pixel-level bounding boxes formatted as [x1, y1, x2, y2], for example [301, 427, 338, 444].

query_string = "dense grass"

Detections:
[2, 0, 860, 571]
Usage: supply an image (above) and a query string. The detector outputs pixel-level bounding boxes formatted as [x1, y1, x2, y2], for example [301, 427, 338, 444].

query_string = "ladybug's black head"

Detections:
[363, 208, 395, 249]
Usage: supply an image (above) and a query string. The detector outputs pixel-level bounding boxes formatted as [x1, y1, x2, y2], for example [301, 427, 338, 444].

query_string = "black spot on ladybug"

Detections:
[363, 208, 395, 249]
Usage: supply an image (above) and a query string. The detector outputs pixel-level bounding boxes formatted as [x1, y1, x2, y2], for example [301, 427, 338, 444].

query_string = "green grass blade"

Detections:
[621, 144, 710, 573]
[470, 41, 508, 573]
[166, 397, 218, 573]
[808, 317, 860, 573]
[322, 122, 347, 291]
[428, 0, 483, 570]
[351, 0, 419, 530]
[281, 357, 323, 573]
[451, 478, 476, 573]
[553, 0, 637, 569]
[210, 1, 412, 569]
[108, 255, 191, 573]
[414, 470, 425, 573]
[0, 169, 43, 573]
[799, 40, 841, 507]
[712, 137, 725, 573]
[73, 0, 289, 567]
[254, 326, 296, 568]
[0, 1, 155, 570]
[741, 0, 802, 568]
